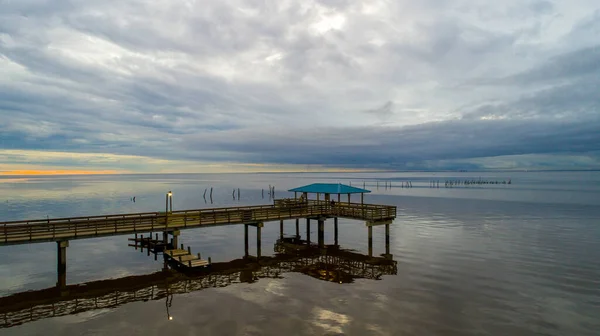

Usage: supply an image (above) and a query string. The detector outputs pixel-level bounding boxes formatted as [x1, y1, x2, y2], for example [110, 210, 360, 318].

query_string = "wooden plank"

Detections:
[164, 249, 189, 257]
[188, 260, 210, 267]
[176, 254, 198, 262]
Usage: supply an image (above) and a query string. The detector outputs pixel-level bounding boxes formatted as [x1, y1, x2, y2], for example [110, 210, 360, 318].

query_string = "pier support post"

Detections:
[171, 230, 180, 249]
[334, 217, 338, 246]
[162, 231, 168, 246]
[295, 218, 300, 238]
[280, 220, 284, 239]
[368, 225, 373, 257]
[306, 219, 311, 244]
[244, 224, 249, 257]
[256, 225, 262, 258]
[385, 224, 390, 255]
[56, 241, 68, 288]
[318, 218, 325, 248]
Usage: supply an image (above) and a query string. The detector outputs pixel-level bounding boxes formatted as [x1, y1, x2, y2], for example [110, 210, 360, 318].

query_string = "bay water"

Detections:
[0, 171, 599, 335]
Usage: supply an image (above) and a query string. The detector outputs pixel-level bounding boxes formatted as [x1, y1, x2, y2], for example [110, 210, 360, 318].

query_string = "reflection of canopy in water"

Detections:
[0, 241, 396, 329]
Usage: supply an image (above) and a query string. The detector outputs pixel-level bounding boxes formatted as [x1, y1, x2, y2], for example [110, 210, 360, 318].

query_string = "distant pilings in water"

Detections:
[203, 187, 214, 204]
[196, 185, 277, 203]
[232, 188, 241, 200]
[347, 179, 512, 191]
[430, 178, 512, 188]
[348, 180, 414, 190]
[263, 185, 275, 199]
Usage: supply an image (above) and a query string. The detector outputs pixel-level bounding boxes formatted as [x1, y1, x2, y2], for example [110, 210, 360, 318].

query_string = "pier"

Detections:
[0, 183, 396, 287]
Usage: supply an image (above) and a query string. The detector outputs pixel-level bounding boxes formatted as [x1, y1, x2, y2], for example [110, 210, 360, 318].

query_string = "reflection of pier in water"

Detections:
[0, 239, 396, 329]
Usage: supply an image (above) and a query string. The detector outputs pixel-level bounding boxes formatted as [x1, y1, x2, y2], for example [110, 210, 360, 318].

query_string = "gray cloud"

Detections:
[179, 117, 600, 167]
[1, 0, 600, 171]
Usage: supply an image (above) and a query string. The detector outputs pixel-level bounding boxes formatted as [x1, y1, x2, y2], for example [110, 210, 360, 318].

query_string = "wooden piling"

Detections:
[385, 224, 390, 255]
[244, 224, 249, 256]
[56, 241, 68, 288]
[334, 217, 338, 246]
[280, 220, 284, 239]
[368, 226, 373, 257]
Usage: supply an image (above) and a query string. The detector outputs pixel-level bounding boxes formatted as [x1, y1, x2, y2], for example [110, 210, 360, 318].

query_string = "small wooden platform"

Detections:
[164, 249, 210, 268]
[128, 236, 210, 269]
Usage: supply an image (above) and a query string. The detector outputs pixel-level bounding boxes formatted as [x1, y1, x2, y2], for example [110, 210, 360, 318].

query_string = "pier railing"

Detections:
[1, 200, 396, 245]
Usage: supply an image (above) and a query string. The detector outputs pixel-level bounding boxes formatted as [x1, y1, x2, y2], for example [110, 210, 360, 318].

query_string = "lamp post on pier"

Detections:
[164, 191, 173, 245]
[165, 191, 173, 213]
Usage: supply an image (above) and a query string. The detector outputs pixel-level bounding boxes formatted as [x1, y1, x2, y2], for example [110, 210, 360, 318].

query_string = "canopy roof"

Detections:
[288, 183, 371, 194]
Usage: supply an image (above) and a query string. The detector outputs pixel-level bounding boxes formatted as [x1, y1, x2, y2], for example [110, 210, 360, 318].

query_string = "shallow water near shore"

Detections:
[1, 171, 600, 335]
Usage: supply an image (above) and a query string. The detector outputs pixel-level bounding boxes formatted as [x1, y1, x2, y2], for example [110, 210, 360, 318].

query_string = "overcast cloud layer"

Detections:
[1, 0, 600, 172]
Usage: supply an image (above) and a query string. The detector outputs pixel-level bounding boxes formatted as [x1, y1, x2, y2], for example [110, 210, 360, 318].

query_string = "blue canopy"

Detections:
[288, 183, 371, 194]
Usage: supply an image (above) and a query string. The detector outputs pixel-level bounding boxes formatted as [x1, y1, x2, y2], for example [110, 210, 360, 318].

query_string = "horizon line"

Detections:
[1, 168, 599, 177]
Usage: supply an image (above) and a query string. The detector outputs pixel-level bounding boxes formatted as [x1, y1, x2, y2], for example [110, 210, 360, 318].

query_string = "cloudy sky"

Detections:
[1, 0, 599, 173]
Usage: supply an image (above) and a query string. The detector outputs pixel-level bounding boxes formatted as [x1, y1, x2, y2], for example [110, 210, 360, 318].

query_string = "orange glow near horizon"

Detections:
[0, 170, 122, 176]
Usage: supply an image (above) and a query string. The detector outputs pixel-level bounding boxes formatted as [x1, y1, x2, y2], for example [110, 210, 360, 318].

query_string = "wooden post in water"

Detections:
[306, 218, 311, 244]
[318, 219, 325, 248]
[56, 240, 68, 288]
[385, 224, 390, 255]
[334, 217, 338, 246]
[244, 224, 249, 257]
[295, 218, 300, 238]
[256, 225, 262, 258]
[368, 225, 373, 257]
[280, 220, 284, 239]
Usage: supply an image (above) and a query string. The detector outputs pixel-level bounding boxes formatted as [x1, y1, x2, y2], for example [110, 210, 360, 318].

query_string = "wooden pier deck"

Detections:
[0, 199, 396, 245]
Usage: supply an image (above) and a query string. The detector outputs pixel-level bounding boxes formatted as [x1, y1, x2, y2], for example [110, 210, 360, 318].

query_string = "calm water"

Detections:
[1, 171, 599, 335]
